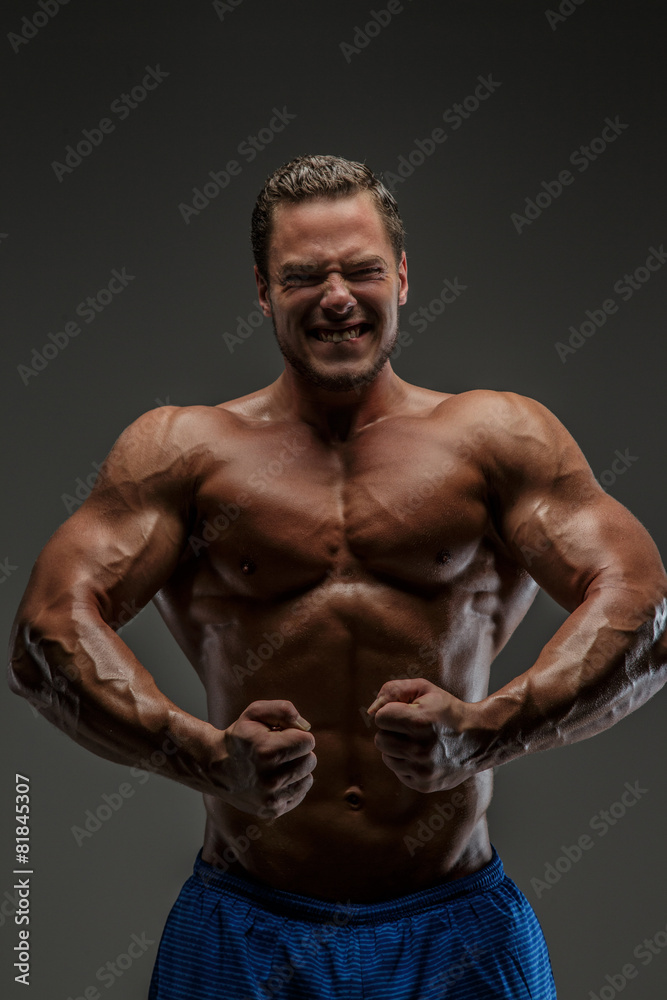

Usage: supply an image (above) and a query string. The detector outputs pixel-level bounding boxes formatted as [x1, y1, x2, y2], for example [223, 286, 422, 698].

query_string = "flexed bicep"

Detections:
[23, 405, 195, 633]
[486, 393, 664, 614]
[7, 407, 226, 785]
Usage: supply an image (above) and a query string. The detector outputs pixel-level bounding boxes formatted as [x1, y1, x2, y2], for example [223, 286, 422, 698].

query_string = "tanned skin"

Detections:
[9, 192, 667, 902]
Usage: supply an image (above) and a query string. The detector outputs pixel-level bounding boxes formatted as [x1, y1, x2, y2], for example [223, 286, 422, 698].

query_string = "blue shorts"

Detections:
[149, 846, 557, 999]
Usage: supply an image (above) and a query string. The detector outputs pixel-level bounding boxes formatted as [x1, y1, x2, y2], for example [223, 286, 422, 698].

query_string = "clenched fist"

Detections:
[213, 700, 317, 818]
[367, 678, 485, 792]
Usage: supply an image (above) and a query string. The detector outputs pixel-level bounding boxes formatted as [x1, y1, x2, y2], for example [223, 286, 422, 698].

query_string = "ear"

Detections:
[398, 252, 408, 306]
[254, 266, 272, 317]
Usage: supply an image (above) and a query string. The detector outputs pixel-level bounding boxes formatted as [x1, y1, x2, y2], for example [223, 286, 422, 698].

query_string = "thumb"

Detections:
[367, 678, 431, 716]
[269, 714, 311, 732]
[245, 699, 312, 731]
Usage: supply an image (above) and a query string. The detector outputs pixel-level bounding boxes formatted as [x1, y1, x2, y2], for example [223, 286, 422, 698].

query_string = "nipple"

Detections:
[241, 558, 256, 574]
[436, 549, 451, 564]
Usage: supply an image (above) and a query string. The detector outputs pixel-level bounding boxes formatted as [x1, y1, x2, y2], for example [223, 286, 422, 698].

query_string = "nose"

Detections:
[319, 272, 356, 315]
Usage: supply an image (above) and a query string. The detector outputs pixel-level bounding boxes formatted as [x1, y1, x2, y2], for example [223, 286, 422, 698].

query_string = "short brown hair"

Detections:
[251, 154, 405, 281]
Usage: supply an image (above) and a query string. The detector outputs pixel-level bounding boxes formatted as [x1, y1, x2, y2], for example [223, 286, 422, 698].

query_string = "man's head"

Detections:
[251, 155, 408, 393]
[251, 154, 405, 283]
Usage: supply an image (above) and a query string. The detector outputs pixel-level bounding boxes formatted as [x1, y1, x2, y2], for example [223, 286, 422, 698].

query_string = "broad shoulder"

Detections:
[97, 404, 251, 494]
[107, 402, 239, 454]
[433, 387, 555, 428]
[399, 383, 554, 430]
[433, 389, 596, 488]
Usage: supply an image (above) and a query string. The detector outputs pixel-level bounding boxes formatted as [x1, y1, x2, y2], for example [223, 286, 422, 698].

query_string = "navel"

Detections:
[343, 785, 365, 810]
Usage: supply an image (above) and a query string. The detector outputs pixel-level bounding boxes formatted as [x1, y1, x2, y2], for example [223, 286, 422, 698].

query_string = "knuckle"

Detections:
[255, 743, 276, 764]
[260, 801, 281, 819]
[244, 701, 264, 716]
[263, 773, 284, 794]
[262, 789, 282, 809]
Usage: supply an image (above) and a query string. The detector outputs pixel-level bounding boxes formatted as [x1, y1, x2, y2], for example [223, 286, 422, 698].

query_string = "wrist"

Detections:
[461, 694, 521, 771]
[436, 696, 493, 775]
[163, 710, 229, 794]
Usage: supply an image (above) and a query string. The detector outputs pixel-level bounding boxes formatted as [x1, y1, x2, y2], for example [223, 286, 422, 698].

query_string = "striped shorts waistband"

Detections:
[191, 846, 505, 925]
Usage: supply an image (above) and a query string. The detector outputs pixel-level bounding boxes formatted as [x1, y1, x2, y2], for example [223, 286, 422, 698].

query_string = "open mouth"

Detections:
[309, 323, 371, 343]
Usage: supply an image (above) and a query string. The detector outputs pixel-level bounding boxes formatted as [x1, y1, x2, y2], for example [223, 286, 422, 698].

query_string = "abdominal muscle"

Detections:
[174, 578, 500, 901]
[202, 754, 494, 902]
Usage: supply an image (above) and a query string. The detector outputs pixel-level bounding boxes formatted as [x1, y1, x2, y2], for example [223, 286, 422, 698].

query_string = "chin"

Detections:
[274, 320, 399, 392]
[300, 366, 378, 393]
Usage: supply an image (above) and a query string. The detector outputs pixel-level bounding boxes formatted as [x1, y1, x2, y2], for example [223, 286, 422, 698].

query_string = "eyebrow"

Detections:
[276, 256, 390, 279]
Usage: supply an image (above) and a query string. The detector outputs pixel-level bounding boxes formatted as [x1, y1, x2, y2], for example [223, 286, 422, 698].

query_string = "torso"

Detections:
[153, 383, 538, 901]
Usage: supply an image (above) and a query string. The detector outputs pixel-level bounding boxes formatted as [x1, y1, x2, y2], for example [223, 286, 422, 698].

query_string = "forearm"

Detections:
[8, 605, 224, 796]
[469, 586, 667, 771]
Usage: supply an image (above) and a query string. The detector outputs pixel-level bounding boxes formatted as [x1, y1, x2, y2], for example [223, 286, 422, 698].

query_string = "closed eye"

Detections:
[281, 266, 386, 286]
[350, 267, 383, 277]
[282, 273, 321, 286]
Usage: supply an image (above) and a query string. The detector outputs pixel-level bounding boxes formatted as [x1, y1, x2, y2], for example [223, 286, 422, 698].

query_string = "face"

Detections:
[255, 192, 408, 392]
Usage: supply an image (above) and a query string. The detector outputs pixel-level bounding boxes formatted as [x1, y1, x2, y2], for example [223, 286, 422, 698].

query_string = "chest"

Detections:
[187, 419, 493, 595]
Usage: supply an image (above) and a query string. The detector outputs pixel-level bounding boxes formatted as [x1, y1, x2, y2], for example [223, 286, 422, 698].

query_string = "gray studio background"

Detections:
[2, 1, 666, 997]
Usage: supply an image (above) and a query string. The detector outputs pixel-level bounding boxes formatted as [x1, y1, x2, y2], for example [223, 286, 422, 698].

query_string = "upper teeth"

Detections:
[316, 325, 364, 342]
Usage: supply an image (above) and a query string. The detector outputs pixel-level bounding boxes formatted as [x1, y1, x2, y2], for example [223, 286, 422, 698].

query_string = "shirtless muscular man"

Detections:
[9, 155, 667, 999]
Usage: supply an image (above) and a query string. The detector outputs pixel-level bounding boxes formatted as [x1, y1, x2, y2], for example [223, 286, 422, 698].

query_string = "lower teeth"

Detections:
[319, 330, 363, 342]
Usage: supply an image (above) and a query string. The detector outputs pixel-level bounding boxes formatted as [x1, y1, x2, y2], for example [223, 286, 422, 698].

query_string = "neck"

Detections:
[271, 362, 407, 442]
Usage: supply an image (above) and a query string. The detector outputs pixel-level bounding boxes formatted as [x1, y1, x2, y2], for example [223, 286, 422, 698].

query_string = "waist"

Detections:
[192, 843, 505, 923]
[202, 773, 493, 901]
